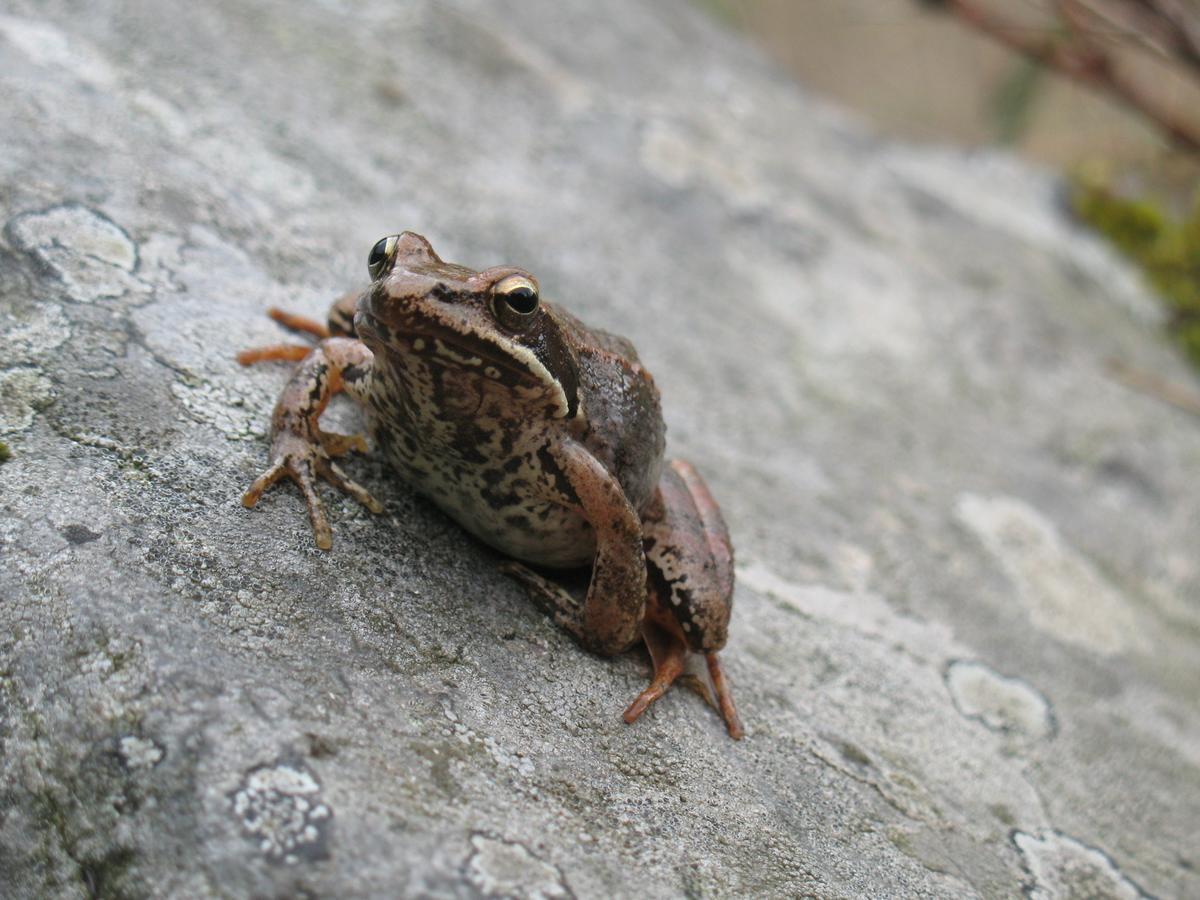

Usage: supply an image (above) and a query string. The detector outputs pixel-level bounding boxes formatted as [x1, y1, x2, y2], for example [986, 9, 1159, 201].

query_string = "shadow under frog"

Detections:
[239, 232, 743, 739]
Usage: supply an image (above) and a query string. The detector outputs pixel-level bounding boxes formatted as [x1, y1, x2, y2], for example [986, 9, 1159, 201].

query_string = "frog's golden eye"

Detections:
[367, 234, 401, 280]
[492, 274, 539, 321]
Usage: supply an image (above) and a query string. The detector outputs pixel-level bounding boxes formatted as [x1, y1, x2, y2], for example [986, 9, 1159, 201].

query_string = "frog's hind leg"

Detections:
[238, 290, 363, 366]
[503, 561, 708, 728]
[501, 439, 648, 657]
[637, 459, 745, 739]
[237, 309, 326, 366]
[264, 290, 362, 340]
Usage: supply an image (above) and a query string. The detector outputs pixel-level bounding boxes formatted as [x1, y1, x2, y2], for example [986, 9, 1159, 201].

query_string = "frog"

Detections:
[238, 232, 743, 739]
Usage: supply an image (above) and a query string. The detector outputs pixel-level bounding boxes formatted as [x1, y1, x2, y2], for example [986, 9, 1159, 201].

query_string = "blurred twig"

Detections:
[937, 0, 1200, 151]
[1107, 358, 1200, 414]
[991, 57, 1045, 143]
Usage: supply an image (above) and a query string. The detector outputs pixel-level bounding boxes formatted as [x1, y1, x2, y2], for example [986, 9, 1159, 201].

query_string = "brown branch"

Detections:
[943, 0, 1200, 151]
[1066, 0, 1179, 58]
[1084, 0, 1200, 76]
[1133, 0, 1200, 68]
[1107, 359, 1200, 415]
[945, 0, 1107, 77]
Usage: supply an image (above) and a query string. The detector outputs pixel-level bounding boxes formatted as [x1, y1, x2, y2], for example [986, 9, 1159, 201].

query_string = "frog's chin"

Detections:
[360, 313, 571, 418]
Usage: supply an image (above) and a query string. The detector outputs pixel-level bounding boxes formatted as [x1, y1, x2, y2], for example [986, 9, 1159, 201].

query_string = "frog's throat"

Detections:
[361, 314, 573, 419]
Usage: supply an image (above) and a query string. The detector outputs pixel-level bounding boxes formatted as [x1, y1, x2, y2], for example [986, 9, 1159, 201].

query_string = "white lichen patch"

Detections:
[0, 366, 56, 433]
[879, 148, 1161, 325]
[0, 14, 118, 89]
[1015, 830, 1148, 900]
[736, 560, 958, 663]
[946, 660, 1054, 740]
[130, 88, 191, 141]
[191, 135, 317, 212]
[955, 494, 1144, 656]
[230, 762, 332, 864]
[7, 205, 143, 302]
[118, 735, 164, 769]
[441, 706, 535, 777]
[482, 735, 535, 778]
[0, 302, 71, 367]
[484, 19, 592, 113]
[170, 378, 267, 441]
[640, 118, 765, 208]
[465, 834, 569, 900]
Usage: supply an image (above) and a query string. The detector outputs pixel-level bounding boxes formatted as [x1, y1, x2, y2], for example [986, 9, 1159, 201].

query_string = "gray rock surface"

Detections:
[1, 0, 1198, 897]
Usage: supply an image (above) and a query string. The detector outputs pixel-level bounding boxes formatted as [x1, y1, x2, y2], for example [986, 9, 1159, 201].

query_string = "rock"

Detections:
[0, 1, 1197, 896]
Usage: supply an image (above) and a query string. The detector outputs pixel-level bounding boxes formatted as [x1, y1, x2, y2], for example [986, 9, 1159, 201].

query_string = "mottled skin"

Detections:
[239, 232, 743, 738]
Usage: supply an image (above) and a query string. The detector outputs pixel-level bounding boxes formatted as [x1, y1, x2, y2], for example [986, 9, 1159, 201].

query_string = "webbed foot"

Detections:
[242, 428, 382, 550]
[499, 560, 589, 641]
[503, 561, 744, 739]
[623, 613, 744, 740]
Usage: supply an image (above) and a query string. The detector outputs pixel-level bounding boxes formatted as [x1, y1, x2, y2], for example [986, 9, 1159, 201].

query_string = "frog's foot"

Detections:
[623, 616, 745, 740]
[319, 430, 370, 458]
[266, 306, 330, 339]
[622, 617, 687, 725]
[236, 307, 335, 366]
[237, 343, 313, 365]
[242, 429, 382, 550]
[498, 561, 590, 641]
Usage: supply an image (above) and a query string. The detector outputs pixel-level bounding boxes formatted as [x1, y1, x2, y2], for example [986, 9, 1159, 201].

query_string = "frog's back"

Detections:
[548, 305, 667, 513]
[573, 345, 665, 514]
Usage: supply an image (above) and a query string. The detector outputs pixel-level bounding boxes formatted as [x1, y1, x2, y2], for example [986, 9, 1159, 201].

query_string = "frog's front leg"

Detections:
[503, 439, 647, 656]
[240, 336, 381, 550]
[628, 460, 743, 739]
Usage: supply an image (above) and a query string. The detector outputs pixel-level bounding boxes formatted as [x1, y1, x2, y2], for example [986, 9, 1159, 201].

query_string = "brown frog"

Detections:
[238, 232, 743, 739]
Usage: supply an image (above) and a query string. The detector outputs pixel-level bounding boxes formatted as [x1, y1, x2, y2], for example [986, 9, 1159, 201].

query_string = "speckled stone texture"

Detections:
[0, 1, 1197, 897]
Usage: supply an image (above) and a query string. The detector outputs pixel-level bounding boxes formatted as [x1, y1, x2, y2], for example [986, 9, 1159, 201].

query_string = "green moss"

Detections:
[990, 57, 1043, 145]
[691, 0, 744, 28]
[1071, 175, 1200, 368]
[0, 441, 10, 463]
[990, 803, 1016, 827]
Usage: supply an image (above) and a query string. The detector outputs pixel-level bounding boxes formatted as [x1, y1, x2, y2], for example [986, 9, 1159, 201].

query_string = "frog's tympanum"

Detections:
[239, 232, 743, 739]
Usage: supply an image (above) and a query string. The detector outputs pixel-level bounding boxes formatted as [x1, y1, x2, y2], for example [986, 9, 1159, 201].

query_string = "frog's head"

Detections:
[357, 232, 580, 418]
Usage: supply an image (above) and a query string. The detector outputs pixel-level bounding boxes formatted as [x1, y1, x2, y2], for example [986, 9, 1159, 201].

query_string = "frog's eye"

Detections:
[491, 274, 540, 322]
[367, 235, 401, 280]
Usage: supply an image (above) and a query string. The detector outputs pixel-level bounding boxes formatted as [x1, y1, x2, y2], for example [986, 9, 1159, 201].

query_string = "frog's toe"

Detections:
[242, 462, 288, 508]
[319, 429, 370, 458]
[500, 561, 573, 609]
[236, 343, 313, 366]
[706, 652, 744, 740]
[242, 449, 382, 550]
[266, 306, 330, 339]
[281, 455, 338, 549]
[320, 460, 384, 514]
[499, 561, 589, 634]
[622, 617, 688, 726]
[500, 560, 556, 591]
[622, 618, 744, 739]
[241, 457, 334, 548]
[297, 469, 335, 551]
